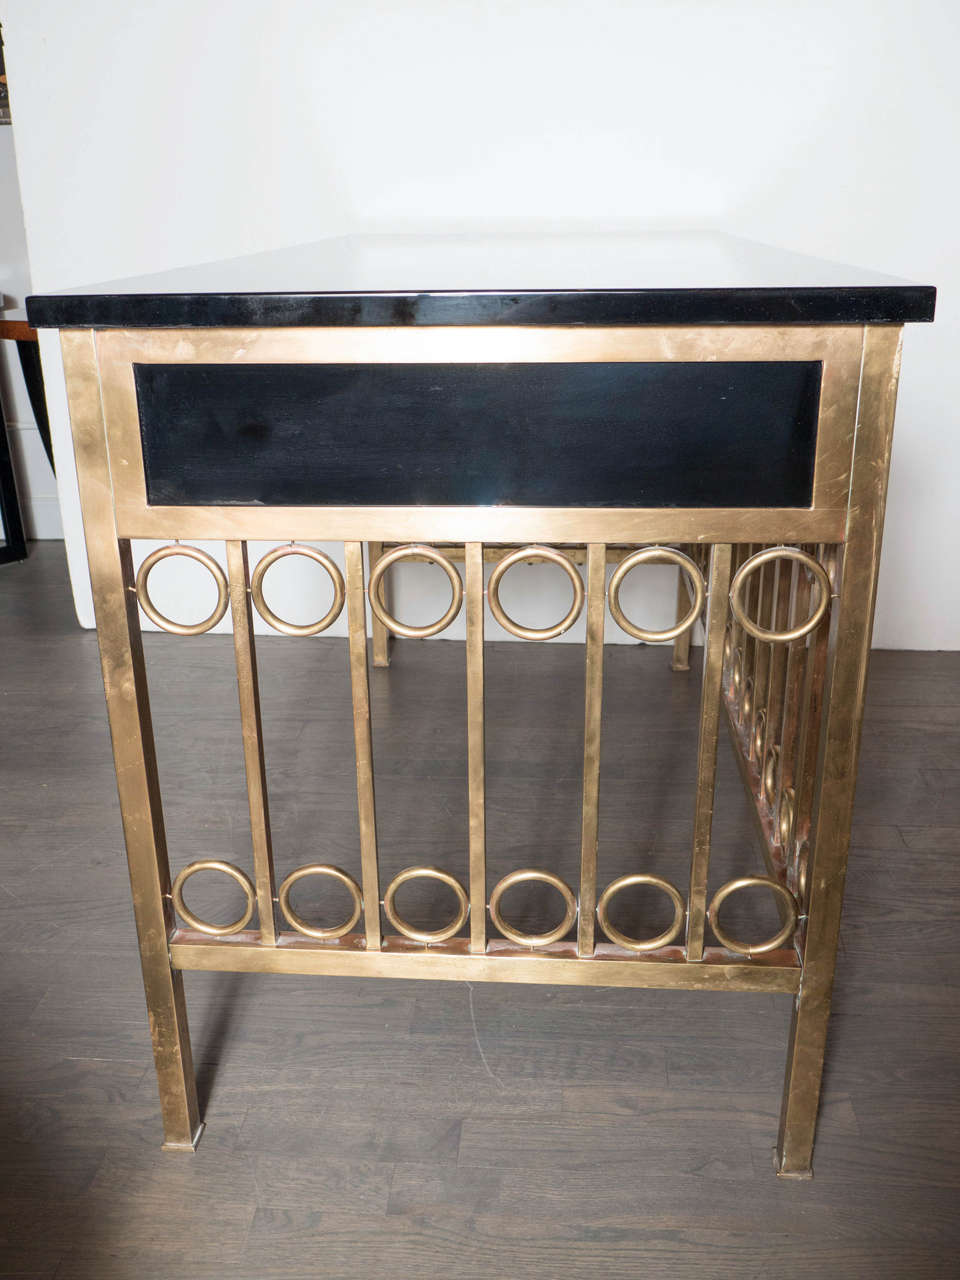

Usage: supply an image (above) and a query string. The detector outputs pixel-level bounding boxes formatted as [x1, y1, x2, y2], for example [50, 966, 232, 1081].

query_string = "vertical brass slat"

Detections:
[727, 543, 746, 700]
[775, 564, 812, 818]
[686, 543, 733, 961]
[742, 543, 761, 692]
[749, 559, 775, 752]
[226, 539, 278, 945]
[761, 559, 795, 796]
[465, 542, 487, 954]
[578, 543, 606, 957]
[344, 541, 381, 951]
[792, 546, 835, 853]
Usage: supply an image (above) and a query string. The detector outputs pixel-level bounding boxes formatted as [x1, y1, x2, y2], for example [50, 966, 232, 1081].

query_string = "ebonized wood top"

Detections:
[27, 232, 935, 328]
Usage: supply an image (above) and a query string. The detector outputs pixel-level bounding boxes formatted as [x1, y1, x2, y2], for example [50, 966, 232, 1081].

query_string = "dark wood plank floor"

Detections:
[1, 542, 958, 1279]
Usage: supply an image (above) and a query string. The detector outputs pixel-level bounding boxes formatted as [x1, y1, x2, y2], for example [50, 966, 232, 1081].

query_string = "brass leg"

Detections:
[671, 564, 692, 671]
[368, 541, 394, 667]
[61, 331, 203, 1151]
[776, 326, 903, 1177]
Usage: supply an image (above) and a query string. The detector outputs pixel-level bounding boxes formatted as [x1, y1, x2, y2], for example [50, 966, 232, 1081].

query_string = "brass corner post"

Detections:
[61, 329, 202, 1151]
[776, 325, 904, 1177]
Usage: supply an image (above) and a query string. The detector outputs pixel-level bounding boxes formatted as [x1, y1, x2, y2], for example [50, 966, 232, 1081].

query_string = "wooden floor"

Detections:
[1, 542, 958, 1279]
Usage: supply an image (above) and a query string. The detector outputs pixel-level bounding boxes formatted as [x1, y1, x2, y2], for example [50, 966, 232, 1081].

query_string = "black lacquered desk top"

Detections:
[27, 232, 935, 329]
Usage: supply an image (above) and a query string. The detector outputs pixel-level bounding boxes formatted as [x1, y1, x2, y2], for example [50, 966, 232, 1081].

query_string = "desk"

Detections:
[28, 232, 935, 1177]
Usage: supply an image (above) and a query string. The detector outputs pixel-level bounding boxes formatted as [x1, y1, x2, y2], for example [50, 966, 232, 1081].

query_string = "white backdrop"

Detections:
[3, 0, 957, 647]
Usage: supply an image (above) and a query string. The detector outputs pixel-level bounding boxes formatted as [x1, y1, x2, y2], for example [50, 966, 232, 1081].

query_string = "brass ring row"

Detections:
[370, 543, 708, 643]
[135, 543, 347, 637]
[136, 542, 830, 643]
[171, 861, 799, 956]
[135, 542, 710, 642]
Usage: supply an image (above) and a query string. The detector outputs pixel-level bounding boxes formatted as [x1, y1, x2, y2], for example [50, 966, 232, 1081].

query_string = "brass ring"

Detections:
[741, 677, 754, 726]
[608, 546, 706, 643]
[368, 545, 464, 639]
[730, 547, 831, 644]
[596, 874, 685, 952]
[763, 745, 780, 807]
[487, 546, 585, 641]
[171, 860, 256, 936]
[278, 864, 362, 939]
[383, 867, 469, 943]
[752, 711, 766, 762]
[779, 786, 796, 850]
[135, 545, 229, 636]
[732, 647, 744, 694]
[707, 876, 799, 956]
[795, 841, 810, 906]
[488, 869, 578, 947]
[250, 545, 345, 636]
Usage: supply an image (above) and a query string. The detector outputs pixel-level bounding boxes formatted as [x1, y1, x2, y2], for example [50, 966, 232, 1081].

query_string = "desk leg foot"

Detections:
[774, 1145, 813, 1179]
[162, 1122, 205, 1154]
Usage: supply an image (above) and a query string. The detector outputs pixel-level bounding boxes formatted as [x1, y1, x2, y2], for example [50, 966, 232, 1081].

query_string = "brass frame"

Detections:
[58, 318, 901, 1178]
[94, 324, 861, 544]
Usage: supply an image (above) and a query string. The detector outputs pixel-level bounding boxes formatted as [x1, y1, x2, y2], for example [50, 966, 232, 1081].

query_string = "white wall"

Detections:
[3, 0, 957, 646]
[0, 125, 61, 539]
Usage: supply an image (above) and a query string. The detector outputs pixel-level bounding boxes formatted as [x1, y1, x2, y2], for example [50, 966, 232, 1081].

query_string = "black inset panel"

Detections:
[134, 361, 821, 509]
